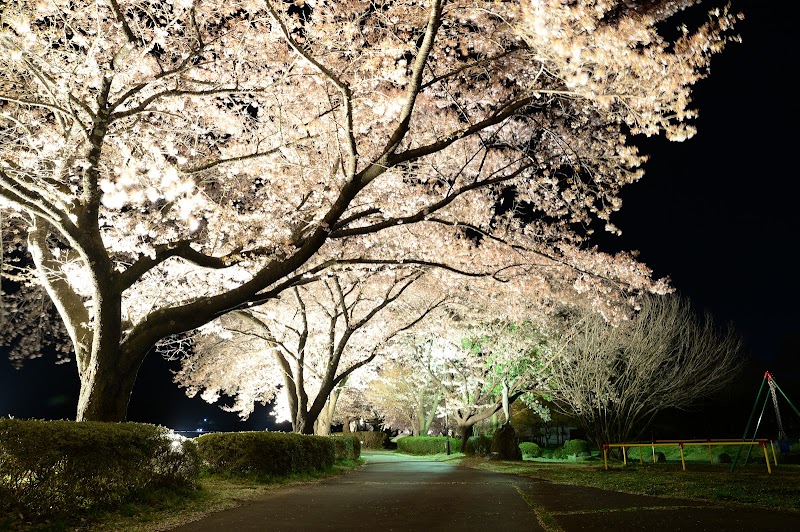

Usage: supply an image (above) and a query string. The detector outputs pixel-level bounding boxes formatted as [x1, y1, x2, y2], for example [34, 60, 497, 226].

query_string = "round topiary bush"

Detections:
[563, 439, 590, 456]
[519, 442, 542, 459]
[464, 434, 492, 456]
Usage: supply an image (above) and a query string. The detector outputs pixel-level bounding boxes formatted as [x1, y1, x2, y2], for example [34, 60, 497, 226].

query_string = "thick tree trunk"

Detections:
[74, 293, 144, 421]
[294, 414, 309, 434]
[76, 351, 144, 421]
[299, 417, 317, 435]
[315, 416, 331, 435]
[314, 389, 341, 435]
[458, 423, 474, 443]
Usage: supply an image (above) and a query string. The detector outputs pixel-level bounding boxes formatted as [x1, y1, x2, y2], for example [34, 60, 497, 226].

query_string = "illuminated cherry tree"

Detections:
[328, 376, 383, 433]
[0, 0, 736, 420]
[412, 318, 551, 442]
[174, 267, 445, 434]
[364, 350, 444, 436]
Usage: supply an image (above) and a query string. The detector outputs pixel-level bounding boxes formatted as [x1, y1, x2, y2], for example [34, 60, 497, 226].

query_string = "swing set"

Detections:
[731, 371, 800, 472]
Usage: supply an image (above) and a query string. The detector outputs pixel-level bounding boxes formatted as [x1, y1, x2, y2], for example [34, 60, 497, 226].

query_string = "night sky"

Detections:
[1, 0, 797, 436]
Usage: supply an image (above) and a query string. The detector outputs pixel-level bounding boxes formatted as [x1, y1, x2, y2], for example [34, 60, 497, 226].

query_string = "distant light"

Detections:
[196, 428, 204, 433]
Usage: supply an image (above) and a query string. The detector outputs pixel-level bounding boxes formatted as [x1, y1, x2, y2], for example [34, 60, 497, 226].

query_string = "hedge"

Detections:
[519, 441, 542, 458]
[353, 430, 387, 450]
[463, 434, 492, 455]
[330, 433, 361, 461]
[397, 436, 461, 455]
[563, 439, 590, 456]
[0, 419, 198, 518]
[194, 431, 335, 478]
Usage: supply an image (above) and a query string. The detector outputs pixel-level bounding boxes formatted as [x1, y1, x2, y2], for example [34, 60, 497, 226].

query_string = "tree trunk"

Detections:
[314, 416, 331, 436]
[458, 422, 474, 443]
[418, 390, 441, 436]
[501, 379, 510, 423]
[76, 351, 143, 421]
[75, 313, 146, 422]
[295, 413, 312, 435]
[314, 387, 341, 435]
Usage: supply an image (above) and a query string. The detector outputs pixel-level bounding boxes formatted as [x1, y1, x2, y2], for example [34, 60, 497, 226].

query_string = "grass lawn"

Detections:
[462, 454, 800, 513]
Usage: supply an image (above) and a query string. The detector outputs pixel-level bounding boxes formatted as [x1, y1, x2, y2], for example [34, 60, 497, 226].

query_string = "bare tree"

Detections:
[550, 294, 744, 451]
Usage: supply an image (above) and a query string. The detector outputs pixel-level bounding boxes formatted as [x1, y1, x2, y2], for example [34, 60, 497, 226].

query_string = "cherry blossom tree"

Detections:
[410, 317, 551, 442]
[548, 293, 744, 451]
[365, 345, 444, 436]
[328, 375, 383, 433]
[174, 267, 444, 434]
[0, 0, 737, 420]
[0, 280, 72, 367]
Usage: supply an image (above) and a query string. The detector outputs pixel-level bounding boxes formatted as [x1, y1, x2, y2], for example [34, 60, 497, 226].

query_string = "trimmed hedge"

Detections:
[464, 434, 492, 455]
[194, 431, 335, 478]
[519, 442, 542, 458]
[563, 439, 590, 456]
[330, 433, 361, 461]
[0, 419, 198, 517]
[396, 436, 461, 455]
[354, 430, 387, 450]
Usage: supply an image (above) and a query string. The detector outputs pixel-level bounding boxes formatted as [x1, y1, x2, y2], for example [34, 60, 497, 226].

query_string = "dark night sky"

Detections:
[1, 0, 798, 435]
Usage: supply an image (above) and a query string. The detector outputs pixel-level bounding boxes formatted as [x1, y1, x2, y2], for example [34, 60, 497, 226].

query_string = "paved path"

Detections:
[169, 452, 798, 531]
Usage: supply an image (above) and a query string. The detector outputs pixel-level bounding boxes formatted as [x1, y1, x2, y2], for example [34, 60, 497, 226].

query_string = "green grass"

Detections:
[621, 442, 771, 463]
[462, 456, 800, 512]
[1, 460, 365, 532]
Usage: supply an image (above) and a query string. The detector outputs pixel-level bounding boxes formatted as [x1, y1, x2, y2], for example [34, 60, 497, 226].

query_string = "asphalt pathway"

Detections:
[169, 452, 798, 531]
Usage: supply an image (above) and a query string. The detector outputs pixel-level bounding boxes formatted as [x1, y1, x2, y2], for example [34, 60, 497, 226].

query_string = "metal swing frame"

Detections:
[731, 371, 800, 472]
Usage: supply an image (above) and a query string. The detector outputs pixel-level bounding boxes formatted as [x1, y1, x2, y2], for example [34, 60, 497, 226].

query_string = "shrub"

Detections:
[563, 439, 590, 457]
[355, 430, 388, 450]
[0, 419, 199, 518]
[330, 434, 361, 461]
[519, 442, 542, 458]
[491, 424, 522, 460]
[552, 447, 567, 459]
[300, 434, 337, 471]
[397, 436, 461, 455]
[464, 434, 492, 455]
[194, 431, 334, 478]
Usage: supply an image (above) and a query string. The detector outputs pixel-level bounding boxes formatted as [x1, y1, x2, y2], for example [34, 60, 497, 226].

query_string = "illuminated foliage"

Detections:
[174, 267, 444, 434]
[0, 0, 736, 420]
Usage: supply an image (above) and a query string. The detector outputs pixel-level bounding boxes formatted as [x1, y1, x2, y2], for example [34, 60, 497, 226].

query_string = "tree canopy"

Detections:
[0, 0, 738, 420]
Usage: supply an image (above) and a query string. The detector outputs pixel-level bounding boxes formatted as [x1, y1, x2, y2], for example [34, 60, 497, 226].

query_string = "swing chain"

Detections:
[768, 377, 787, 442]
